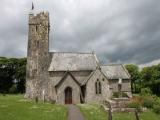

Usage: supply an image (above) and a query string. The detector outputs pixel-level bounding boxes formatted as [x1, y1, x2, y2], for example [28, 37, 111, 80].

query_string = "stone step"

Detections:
[103, 98, 130, 108]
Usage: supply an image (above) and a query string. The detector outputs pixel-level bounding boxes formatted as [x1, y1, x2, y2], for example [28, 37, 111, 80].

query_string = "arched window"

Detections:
[95, 79, 102, 95]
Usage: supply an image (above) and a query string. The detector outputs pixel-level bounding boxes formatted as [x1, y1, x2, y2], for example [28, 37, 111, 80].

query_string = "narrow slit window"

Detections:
[99, 82, 101, 94]
[95, 82, 98, 94]
[37, 41, 39, 47]
[36, 26, 38, 32]
[95, 79, 102, 95]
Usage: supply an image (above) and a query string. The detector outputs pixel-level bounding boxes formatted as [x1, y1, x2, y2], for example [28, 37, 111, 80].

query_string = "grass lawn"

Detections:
[78, 104, 107, 120]
[0, 94, 68, 120]
[113, 111, 160, 120]
[140, 111, 160, 120]
[78, 104, 160, 120]
[112, 112, 135, 120]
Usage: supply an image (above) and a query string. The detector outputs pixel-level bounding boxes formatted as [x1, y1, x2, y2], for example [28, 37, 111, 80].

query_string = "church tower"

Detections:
[25, 10, 50, 99]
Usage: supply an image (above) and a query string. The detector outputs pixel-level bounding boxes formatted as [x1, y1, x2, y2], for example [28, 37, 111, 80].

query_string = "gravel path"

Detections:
[67, 105, 85, 120]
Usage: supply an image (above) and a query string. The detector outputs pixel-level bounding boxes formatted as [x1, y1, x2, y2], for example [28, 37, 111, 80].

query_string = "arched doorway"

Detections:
[65, 87, 72, 104]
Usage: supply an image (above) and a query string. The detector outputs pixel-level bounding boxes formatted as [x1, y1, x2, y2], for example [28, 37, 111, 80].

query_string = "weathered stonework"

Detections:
[85, 69, 111, 103]
[25, 11, 132, 104]
[25, 12, 51, 100]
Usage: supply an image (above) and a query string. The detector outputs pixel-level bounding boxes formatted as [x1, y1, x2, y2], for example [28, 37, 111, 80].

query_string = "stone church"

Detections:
[25, 11, 131, 104]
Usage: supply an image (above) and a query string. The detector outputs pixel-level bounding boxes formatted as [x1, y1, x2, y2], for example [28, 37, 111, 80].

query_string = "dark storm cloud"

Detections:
[0, 0, 160, 64]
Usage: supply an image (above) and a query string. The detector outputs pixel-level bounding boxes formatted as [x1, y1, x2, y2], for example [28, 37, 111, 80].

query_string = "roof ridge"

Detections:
[100, 64, 131, 79]
[121, 64, 131, 78]
[93, 53, 100, 67]
[55, 71, 80, 87]
[101, 64, 123, 66]
[81, 70, 96, 86]
[50, 52, 93, 54]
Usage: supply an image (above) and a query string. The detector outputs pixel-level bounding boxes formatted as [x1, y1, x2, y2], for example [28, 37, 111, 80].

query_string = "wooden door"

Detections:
[65, 87, 72, 104]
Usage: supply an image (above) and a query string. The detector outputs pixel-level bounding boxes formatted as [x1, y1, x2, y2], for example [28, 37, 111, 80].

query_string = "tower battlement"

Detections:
[29, 12, 50, 26]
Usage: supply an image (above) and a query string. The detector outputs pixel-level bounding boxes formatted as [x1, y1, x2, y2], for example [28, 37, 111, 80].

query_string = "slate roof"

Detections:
[48, 52, 99, 71]
[100, 64, 131, 79]
[55, 71, 80, 88]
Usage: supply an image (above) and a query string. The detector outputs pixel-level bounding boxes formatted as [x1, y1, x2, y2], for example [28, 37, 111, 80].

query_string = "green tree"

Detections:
[15, 58, 26, 93]
[0, 57, 16, 93]
[0, 57, 26, 93]
[141, 64, 160, 96]
[125, 64, 141, 93]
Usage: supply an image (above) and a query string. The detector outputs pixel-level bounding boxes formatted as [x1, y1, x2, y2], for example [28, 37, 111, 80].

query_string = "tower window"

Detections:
[36, 26, 38, 32]
[37, 41, 39, 47]
[95, 79, 102, 95]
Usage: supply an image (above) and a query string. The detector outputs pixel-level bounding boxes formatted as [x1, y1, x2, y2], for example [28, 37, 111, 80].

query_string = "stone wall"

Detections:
[85, 69, 111, 103]
[48, 71, 92, 103]
[25, 12, 51, 100]
[109, 79, 131, 92]
[56, 74, 81, 104]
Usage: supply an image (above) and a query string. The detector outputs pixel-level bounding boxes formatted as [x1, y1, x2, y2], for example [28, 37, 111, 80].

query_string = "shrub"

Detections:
[9, 85, 18, 94]
[142, 97, 154, 108]
[127, 102, 141, 112]
[140, 88, 152, 96]
[127, 102, 140, 108]
[112, 92, 129, 98]
[153, 96, 160, 105]
[127, 96, 144, 111]
[132, 96, 144, 104]
[122, 92, 129, 97]
[112, 92, 119, 98]
[153, 104, 160, 114]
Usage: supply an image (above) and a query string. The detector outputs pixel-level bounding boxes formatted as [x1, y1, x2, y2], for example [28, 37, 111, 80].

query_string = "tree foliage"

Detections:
[141, 64, 160, 96]
[125, 64, 141, 93]
[125, 64, 160, 96]
[0, 57, 26, 93]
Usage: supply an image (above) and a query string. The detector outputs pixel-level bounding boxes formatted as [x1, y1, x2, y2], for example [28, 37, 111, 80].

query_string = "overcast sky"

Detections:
[0, 0, 160, 64]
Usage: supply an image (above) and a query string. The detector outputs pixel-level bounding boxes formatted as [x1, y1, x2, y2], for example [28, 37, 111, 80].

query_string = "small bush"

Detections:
[140, 88, 152, 96]
[153, 95, 160, 105]
[153, 104, 160, 114]
[122, 92, 129, 97]
[112, 92, 129, 98]
[9, 85, 18, 94]
[127, 96, 143, 112]
[142, 98, 154, 108]
[131, 96, 144, 104]
[112, 92, 119, 98]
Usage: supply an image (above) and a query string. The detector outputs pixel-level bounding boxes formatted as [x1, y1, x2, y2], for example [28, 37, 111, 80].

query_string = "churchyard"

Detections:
[0, 94, 160, 120]
[78, 103, 160, 120]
